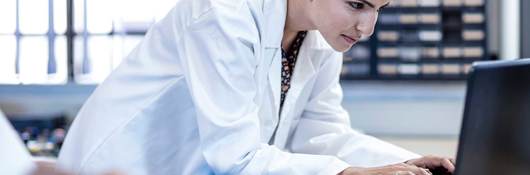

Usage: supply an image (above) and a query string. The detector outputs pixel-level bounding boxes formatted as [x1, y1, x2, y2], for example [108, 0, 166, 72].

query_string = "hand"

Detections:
[405, 155, 455, 174]
[338, 163, 433, 175]
[32, 161, 126, 175]
[32, 161, 74, 175]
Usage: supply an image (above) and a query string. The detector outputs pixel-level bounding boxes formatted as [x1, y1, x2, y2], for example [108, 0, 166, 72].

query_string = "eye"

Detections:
[348, 1, 365, 10]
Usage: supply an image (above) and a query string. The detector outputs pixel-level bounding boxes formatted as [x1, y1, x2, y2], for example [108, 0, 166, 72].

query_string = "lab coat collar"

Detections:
[262, 0, 287, 48]
[263, 0, 286, 117]
[267, 31, 329, 134]
[264, 0, 335, 125]
[273, 31, 323, 147]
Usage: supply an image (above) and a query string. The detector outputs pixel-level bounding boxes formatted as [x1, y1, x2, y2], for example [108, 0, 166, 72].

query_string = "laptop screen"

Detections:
[456, 59, 530, 175]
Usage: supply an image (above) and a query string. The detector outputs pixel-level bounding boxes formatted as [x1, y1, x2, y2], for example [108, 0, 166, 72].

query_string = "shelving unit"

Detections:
[342, 0, 489, 80]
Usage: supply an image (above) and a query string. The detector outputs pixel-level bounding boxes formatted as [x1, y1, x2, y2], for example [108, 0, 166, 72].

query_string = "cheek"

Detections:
[313, 3, 355, 52]
[315, 2, 350, 30]
[324, 13, 355, 50]
[327, 9, 353, 32]
[319, 10, 353, 38]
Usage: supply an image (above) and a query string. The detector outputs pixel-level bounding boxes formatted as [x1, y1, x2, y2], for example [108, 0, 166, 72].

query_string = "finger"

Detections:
[393, 171, 415, 175]
[420, 168, 432, 175]
[406, 156, 432, 168]
[394, 163, 414, 170]
[412, 168, 430, 175]
[418, 156, 449, 169]
[402, 166, 430, 175]
[424, 168, 432, 175]
[441, 158, 456, 173]
[450, 158, 456, 164]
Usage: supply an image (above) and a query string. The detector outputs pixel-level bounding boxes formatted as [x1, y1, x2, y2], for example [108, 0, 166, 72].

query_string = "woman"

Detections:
[59, 0, 455, 174]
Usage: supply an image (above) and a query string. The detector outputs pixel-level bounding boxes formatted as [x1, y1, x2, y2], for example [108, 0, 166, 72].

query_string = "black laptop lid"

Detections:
[455, 59, 530, 175]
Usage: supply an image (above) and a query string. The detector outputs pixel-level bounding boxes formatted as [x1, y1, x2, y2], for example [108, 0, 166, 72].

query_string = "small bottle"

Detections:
[20, 129, 31, 145]
[51, 128, 66, 156]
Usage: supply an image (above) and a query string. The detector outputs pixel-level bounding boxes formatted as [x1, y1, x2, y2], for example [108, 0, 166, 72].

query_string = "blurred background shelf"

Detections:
[341, 0, 489, 80]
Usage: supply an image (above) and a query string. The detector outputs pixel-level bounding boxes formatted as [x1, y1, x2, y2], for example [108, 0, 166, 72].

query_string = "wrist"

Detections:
[404, 158, 415, 165]
[338, 167, 360, 175]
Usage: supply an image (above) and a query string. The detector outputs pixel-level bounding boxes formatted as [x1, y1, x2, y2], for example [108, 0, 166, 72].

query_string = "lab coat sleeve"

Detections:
[175, 5, 350, 175]
[288, 52, 421, 167]
[0, 114, 36, 175]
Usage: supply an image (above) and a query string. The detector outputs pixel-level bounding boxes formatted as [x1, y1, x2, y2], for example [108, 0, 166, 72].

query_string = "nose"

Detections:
[355, 12, 378, 37]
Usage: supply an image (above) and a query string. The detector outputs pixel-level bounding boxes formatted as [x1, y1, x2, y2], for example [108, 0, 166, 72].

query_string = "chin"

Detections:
[319, 33, 354, 52]
[330, 42, 352, 53]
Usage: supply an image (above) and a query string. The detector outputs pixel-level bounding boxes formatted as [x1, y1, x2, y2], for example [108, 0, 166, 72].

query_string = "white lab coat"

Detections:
[0, 110, 36, 175]
[58, 0, 419, 174]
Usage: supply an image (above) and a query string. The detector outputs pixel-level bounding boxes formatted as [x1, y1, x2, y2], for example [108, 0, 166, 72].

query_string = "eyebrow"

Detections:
[357, 0, 390, 10]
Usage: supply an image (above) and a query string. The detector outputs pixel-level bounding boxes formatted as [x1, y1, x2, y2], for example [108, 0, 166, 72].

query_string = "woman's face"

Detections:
[309, 0, 391, 52]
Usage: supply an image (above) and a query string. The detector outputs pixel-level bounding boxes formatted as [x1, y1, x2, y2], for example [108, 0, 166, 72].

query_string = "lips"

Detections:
[341, 34, 359, 45]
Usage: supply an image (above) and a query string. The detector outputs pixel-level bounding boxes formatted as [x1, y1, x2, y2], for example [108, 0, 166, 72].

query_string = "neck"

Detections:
[282, 0, 315, 51]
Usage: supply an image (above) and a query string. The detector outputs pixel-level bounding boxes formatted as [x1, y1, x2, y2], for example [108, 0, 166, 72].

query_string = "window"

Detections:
[0, 0, 68, 84]
[73, 0, 176, 84]
[0, 0, 177, 85]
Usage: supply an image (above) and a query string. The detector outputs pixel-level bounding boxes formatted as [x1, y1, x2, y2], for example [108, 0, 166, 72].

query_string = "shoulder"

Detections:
[184, 0, 262, 41]
[160, 0, 262, 28]
[150, 0, 262, 46]
[184, 0, 261, 25]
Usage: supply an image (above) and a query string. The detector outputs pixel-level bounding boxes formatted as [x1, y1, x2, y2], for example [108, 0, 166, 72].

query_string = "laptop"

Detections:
[453, 58, 530, 175]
